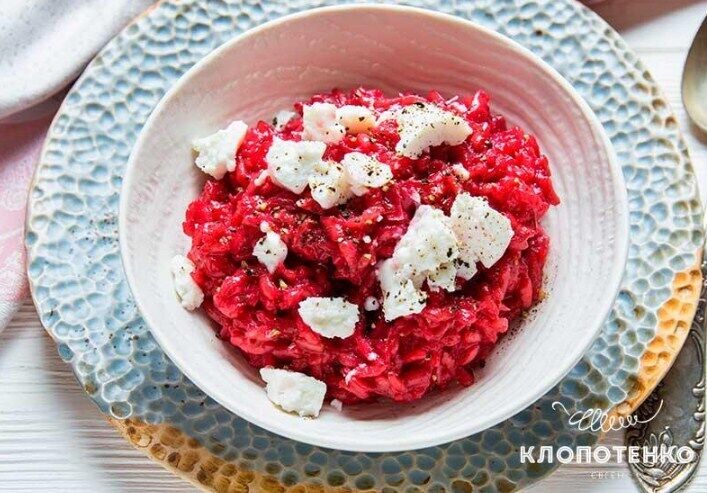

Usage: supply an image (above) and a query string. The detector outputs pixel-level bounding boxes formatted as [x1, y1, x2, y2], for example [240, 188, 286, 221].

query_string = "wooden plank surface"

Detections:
[1, 0, 706, 491]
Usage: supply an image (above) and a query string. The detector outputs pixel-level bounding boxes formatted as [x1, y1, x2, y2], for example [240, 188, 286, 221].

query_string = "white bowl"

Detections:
[119, 4, 628, 453]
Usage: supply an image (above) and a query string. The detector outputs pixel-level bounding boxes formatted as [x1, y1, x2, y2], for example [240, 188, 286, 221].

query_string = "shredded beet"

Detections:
[183, 88, 559, 404]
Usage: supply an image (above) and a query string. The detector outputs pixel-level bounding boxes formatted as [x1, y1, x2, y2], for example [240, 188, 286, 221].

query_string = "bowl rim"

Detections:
[119, 2, 629, 452]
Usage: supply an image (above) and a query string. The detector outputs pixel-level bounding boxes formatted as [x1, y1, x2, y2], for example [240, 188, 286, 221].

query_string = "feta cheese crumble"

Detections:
[377, 196, 513, 320]
[337, 105, 376, 134]
[298, 297, 359, 339]
[253, 222, 288, 273]
[377, 205, 459, 320]
[341, 152, 393, 196]
[302, 103, 345, 143]
[170, 255, 204, 310]
[450, 193, 514, 278]
[377, 259, 427, 321]
[308, 161, 352, 209]
[393, 205, 459, 280]
[266, 137, 326, 193]
[192, 120, 248, 179]
[330, 399, 343, 412]
[260, 367, 326, 417]
[364, 296, 379, 311]
[376, 106, 401, 124]
[272, 110, 296, 130]
[395, 103, 472, 158]
[452, 163, 470, 181]
[426, 261, 458, 292]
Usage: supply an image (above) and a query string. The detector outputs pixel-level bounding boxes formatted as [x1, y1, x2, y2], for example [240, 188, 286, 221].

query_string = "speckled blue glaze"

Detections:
[25, 1, 703, 491]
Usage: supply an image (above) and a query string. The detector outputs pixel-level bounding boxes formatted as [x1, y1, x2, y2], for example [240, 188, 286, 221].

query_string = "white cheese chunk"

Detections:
[253, 223, 288, 273]
[170, 255, 204, 310]
[298, 297, 359, 339]
[308, 161, 352, 209]
[454, 258, 477, 281]
[337, 105, 376, 134]
[376, 195, 512, 319]
[376, 106, 401, 124]
[302, 103, 345, 143]
[426, 261, 458, 292]
[341, 152, 393, 196]
[394, 205, 459, 280]
[192, 120, 248, 179]
[378, 259, 427, 321]
[378, 205, 459, 320]
[330, 399, 343, 412]
[452, 163, 470, 181]
[260, 367, 326, 418]
[364, 296, 380, 311]
[266, 137, 326, 194]
[395, 103, 472, 158]
[450, 193, 513, 277]
[273, 110, 296, 130]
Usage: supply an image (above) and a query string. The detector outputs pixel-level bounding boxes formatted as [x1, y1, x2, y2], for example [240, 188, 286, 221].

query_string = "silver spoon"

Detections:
[682, 16, 707, 133]
[626, 222, 706, 492]
[625, 15, 707, 493]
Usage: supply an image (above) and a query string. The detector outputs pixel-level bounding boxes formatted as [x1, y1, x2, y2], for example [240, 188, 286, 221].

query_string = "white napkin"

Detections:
[0, 1, 153, 334]
[0, 0, 154, 119]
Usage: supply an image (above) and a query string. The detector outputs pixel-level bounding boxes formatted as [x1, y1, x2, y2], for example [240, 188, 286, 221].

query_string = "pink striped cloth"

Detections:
[0, 114, 51, 330]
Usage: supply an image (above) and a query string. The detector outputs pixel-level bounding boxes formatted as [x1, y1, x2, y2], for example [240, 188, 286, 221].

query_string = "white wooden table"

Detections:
[1, 1, 706, 491]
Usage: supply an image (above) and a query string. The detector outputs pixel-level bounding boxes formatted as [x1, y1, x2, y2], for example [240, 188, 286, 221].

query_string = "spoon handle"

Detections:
[681, 15, 707, 133]
[626, 243, 706, 492]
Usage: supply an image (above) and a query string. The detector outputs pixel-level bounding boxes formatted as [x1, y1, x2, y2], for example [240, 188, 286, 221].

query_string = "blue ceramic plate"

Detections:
[25, 1, 703, 491]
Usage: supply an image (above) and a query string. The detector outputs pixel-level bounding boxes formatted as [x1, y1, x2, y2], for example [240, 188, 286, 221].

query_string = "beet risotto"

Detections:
[173, 87, 559, 414]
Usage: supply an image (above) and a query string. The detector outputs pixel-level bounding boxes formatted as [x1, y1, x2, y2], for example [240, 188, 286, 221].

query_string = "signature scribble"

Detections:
[552, 400, 664, 433]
